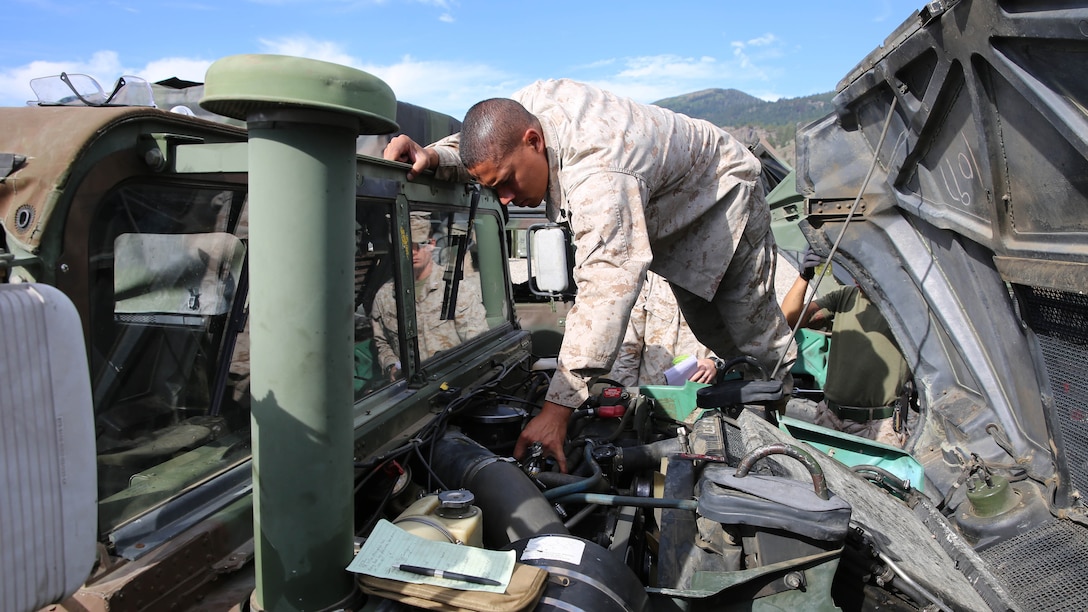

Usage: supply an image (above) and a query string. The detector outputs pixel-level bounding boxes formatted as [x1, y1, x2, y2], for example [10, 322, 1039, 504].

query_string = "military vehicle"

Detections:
[4, 1, 1088, 611]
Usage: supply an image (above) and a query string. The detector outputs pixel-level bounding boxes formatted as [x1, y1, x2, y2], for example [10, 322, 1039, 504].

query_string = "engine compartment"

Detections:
[350, 375, 997, 611]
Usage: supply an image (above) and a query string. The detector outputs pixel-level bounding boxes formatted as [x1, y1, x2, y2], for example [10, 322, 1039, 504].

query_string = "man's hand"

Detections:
[383, 135, 439, 180]
[515, 401, 573, 473]
[800, 247, 824, 281]
[690, 358, 718, 384]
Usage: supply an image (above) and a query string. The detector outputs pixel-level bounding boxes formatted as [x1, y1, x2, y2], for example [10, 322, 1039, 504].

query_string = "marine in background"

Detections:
[369, 211, 488, 380]
[782, 248, 915, 447]
[608, 271, 721, 387]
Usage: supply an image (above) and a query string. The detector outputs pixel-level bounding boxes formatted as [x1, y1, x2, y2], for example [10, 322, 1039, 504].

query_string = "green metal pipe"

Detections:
[247, 111, 359, 611]
[201, 54, 398, 612]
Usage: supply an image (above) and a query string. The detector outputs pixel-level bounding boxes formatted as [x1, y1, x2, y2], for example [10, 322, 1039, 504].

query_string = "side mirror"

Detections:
[526, 223, 574, 298]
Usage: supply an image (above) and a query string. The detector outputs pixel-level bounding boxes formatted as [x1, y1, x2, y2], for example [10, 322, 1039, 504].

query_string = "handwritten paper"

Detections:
[347, 519, 515, 592]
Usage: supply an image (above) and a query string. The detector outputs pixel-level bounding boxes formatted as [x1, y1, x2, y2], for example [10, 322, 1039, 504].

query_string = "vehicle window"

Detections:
[361, 205, 505, 383]
[508, 228, 530, 288]
[83, 185, 509, 533]
[87, 183, 249, 534]
[353, 201, 398, 395]
[468, 211, 511, 328]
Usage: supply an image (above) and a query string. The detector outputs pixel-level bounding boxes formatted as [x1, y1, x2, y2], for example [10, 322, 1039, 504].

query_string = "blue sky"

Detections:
[3, 0, 923, 119]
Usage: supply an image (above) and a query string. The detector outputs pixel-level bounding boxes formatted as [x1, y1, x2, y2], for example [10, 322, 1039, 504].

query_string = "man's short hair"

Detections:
[460, 98, 536, 170]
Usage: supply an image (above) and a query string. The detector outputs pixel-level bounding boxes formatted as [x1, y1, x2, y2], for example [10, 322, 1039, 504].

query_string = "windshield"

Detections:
[88, 183, 249, 534]
[85, 182, 511, 536]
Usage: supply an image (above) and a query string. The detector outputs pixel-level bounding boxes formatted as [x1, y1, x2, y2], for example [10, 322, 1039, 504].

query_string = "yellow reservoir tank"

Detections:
[391, 489, 483, 547]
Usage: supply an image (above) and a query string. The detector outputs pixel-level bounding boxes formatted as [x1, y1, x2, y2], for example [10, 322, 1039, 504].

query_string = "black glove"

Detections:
[800, 247, 823, 281]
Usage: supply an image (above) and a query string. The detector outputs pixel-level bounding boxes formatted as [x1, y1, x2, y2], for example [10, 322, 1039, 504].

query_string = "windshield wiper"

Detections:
[441, 184, 480, 320]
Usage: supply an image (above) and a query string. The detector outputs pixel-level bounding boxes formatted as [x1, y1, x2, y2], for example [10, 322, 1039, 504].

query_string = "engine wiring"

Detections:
[353, 362, 511, 488]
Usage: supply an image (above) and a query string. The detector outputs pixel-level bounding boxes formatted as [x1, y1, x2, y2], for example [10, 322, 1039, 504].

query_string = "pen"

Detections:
[397, 563, 502, 586]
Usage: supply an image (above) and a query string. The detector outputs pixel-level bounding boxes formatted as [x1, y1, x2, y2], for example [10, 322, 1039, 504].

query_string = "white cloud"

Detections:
[259, 36, 359, 67]
[731, 42, 757, 72]
[581, 53, 784, 104]
[439, 12, 454, 22]
[616, 55, 719, 81]
[0, 50, 223, 107]
[249, 37, 512, 118]
[359, 55, 516, 118]
[596, 55, 726, 101]
[0, 36, 509, 117]
[0, 34, 791, 116]
[746, 33, 778, 47]
[728, 33, 786, 82]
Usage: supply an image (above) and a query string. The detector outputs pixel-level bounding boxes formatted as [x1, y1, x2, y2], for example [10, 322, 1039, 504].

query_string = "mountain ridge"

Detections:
[652, 88, 836, 166]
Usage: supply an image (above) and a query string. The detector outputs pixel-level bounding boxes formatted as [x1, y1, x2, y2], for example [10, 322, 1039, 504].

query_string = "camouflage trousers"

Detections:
[669, 196, 796, 391]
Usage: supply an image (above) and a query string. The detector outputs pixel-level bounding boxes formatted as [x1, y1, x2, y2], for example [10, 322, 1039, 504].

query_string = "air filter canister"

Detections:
[504, 534, 648, 612]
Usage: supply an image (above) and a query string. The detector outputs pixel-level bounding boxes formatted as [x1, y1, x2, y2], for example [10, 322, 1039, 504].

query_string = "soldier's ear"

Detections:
[523, 128, 545, 153]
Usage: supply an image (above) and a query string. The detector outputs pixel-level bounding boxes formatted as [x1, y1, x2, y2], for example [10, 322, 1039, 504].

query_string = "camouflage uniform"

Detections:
[609, 271, 715, 387]
[369, 214, 489, 376]
[430, 79, 795, 408]
[370, 265, 488, 374]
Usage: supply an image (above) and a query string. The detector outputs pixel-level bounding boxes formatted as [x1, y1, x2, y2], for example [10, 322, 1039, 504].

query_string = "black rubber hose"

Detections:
[615, 437, 682, 473]
[536, 438, 680, 495]
[432, 430, 568, 548]
[544, 442, 604, 501]
[534, 471, 609, 491]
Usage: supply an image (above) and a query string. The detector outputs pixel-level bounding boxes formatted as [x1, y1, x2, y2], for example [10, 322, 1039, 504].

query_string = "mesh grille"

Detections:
[1021, 286, 1088, 498]
[981, 519, 1088, 610]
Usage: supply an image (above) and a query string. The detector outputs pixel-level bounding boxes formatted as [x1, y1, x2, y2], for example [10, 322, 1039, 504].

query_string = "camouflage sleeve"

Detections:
[454, 275, 490, 342]
[608, 280, 650, 387]
[369, 282, 400, 371]
[425, 133, 473, 183]
[545, 171, 653, 408]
